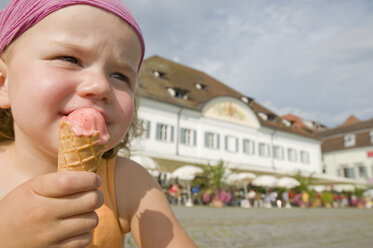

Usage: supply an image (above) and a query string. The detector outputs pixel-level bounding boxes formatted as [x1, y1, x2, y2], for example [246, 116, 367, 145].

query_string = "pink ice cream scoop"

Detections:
[58, 108, 110, 172]
[63, 108, 110, 145]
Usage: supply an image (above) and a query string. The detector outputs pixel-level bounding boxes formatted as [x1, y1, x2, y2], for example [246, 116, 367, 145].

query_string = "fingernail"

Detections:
[97, 175, 102, 186]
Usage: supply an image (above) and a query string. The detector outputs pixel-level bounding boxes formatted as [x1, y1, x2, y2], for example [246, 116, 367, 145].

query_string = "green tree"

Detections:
[202, 160, 227, 190]
[294, 171, 316, 193]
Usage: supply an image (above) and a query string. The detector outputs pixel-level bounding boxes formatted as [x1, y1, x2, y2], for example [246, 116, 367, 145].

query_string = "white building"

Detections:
[317, 116, 373, 187]
[128, 56, 332, 182]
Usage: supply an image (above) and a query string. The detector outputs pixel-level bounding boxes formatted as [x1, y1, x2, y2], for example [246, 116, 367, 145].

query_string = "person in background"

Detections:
[247, 188, 256, 207]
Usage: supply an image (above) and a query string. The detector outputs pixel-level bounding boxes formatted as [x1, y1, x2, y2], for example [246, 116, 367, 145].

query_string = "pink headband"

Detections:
[0, 0, 145, 71]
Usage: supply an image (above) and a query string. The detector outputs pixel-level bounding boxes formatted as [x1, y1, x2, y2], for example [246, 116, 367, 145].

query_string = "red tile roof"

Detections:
[340, 115, 359, 127]
[316, 117, 373, 152]
[138, 56, 319, 140]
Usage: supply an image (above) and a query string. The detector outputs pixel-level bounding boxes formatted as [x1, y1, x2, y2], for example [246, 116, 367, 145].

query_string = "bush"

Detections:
[321, 192, 333, 204]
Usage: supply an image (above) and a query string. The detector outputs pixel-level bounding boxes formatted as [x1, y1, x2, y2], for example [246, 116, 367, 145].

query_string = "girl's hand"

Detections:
[0, 171, 104, 248]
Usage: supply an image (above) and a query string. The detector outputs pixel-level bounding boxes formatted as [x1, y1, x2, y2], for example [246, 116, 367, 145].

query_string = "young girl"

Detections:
[0, 0, 196, 247]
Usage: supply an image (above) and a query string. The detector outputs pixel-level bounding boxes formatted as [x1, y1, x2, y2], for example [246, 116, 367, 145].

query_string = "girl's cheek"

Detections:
[120, 101, 134, 125]
[118, 91, 135, 115]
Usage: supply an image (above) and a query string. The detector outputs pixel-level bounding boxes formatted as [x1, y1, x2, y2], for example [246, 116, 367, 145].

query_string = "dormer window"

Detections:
[153, 70, 166, 78]
[282, 119, 292, 127]
[168, 88, 176, 97]
[167, 87, 189, 100]
[344, 134, 356, 147]
[258, 112, 267, 121]
[241, 97, 249, 103]
[240, 96, 254, 104]
[195, 83, 206, 90]
[267, 114, 276, 122]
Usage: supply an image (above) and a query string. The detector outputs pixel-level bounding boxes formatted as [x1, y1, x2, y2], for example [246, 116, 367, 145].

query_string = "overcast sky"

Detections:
[1, 0, 373, 128]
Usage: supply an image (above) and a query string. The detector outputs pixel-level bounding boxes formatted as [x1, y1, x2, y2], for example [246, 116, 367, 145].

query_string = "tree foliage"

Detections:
[202, 160, 227, 190]
[293, 170, 316, 193]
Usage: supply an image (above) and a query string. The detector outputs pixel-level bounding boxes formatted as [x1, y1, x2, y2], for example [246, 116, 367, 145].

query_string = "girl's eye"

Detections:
[111, 72, 130, 84]
[58, 56, 79, 64]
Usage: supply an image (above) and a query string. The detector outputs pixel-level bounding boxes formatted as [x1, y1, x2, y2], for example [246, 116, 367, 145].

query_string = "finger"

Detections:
[56, 190, 104, 218]
[55, 212, 99, 242]
[54, 232, 92, 248]
[31, 171, 101, 197]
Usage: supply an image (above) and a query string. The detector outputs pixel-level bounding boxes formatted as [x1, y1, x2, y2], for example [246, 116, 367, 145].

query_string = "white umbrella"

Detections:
[237, 172, 256, 182]
[130, 155, 160, 170]
[310, 185, 326, 193]
[277, 177, 300, 189]
[252, 175, 278, 208]
[148, 170, 160, 177]
[252, 175, 278, 188]
[363, 189, 373, 198]
[226, 172, 256, 197]
[226, 173, 240, 184]
[171, 165, 203, 181]
[226, 172, 256, 183]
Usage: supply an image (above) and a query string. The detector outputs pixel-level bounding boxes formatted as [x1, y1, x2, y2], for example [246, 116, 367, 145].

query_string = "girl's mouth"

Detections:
[58, 109, 112, 125]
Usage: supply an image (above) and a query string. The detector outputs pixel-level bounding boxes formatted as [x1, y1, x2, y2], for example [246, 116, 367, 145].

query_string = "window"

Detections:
[358, 165, 368, 178]
[156, 123, 174, 142]
[267, 114, 276, 122]
[282, 119, 292, 127]
[344, 134, 356, 147]
[258, 113, 267, 121]
[140, 119, 151, 139]
[343, 167, 355, 179]
[273, 145, 284, 160]
[258, 143, 270, 158]
[195, 83, 206, 90]
[241, 96, 249, 103]
[153, 70, 166, 78]
[180, 128, 196, 146]
[243, 139, 255, 155]
[370, 131, 373, 144]
[287, 148, 297, 162]
[337, 168, 342, 177]
[205, 132, 220, 150]
[225, 136, 238, 153]
[300, 151, 310, 164]
[167, 87, 189, 100]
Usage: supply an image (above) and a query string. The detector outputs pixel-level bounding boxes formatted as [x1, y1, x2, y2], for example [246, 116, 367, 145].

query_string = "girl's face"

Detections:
[1, 5, 142, 159]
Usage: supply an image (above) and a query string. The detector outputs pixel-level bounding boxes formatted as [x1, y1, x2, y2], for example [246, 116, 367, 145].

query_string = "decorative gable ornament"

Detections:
[202, 97, 260, 128]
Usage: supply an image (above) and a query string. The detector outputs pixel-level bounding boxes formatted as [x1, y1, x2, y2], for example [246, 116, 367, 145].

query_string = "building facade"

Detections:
[126, 56, 325, 180]
[317, 116, 373, 186]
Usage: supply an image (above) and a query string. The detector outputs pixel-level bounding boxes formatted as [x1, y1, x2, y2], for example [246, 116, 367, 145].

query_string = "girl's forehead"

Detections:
[9, 5, 142, 74]
[0, 0, 145, 71]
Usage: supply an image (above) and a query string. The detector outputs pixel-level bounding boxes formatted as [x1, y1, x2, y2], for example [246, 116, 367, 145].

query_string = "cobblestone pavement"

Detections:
[125, 206, 373, 248]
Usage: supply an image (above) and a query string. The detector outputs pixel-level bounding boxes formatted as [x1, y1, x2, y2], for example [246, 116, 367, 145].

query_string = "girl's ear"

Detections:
[0, 58, 10, 109]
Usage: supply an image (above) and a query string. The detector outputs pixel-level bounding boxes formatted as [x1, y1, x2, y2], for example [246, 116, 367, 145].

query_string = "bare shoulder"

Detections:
[114, 156, 196, 247]
[114, 156, 157, 189]
[114, 156, 161, 220]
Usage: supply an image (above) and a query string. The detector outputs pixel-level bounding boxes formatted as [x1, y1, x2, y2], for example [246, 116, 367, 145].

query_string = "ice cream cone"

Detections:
[58, 121, 105, 173]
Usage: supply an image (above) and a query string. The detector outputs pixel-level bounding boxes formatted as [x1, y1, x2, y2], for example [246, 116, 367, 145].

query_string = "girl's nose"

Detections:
[76, 69, 111, 103]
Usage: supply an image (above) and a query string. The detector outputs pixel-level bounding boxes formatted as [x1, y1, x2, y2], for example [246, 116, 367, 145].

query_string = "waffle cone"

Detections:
[58, 121, 105, 173]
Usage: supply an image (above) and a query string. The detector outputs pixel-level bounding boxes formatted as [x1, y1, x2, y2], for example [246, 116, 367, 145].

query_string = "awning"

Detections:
[312, 173, 368, 186]
[125, 154, 368, 187]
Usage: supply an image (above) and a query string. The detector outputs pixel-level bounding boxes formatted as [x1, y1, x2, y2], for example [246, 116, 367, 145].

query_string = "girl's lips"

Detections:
[59, 108, 113, 125]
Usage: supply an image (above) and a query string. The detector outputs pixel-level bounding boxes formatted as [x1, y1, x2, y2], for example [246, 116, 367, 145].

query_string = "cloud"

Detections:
[125, 0, 373, 127]
[2, 0, 372, 126]
[262, 100, 373, 128]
